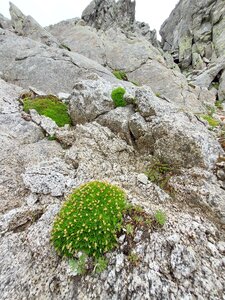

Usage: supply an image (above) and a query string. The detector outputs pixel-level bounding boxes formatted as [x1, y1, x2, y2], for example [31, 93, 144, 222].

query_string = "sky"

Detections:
[0, 0, 179, 34]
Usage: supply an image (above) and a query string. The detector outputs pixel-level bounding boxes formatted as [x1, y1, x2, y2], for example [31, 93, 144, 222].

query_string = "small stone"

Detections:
[217, 241, 225, 253]
[118, 234, 126, 244]
[217, 169, 225, 181]
[115, 253, 124, 273]
[137, 173, 148, 185]
[26, 194, 39, 206]
[167, 234, 180, 246]
[134, 230, 143, 243]
[58, 92, 71, 100]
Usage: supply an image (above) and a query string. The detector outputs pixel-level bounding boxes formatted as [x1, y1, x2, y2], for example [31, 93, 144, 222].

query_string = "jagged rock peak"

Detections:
[9, 2, 60, 47]
[82, 0, 136, 30]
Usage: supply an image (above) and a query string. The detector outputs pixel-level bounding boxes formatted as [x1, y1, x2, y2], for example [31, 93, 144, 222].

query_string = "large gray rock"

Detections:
[0, 29, 114, 94]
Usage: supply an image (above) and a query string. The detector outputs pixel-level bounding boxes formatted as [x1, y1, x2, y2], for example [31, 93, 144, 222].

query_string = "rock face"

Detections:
[0, 29, 114, 94]
[0, 1, 225, 299]
[82, 0, 136, 31]
[160, 0, 225, 100]
[46, 1, 215, 113]
[9, 2, 60, 47]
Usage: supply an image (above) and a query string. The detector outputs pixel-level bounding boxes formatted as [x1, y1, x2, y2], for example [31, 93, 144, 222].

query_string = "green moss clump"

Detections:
[51, 181, 127, 258]
[113, 70, 128, 81]
[23, 96, 72, 127]
[111, 87, 127, 107]
[202, 115, 220, 128]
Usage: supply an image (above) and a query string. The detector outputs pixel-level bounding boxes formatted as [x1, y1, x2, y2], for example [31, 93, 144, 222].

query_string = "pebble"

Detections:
[137, 173, 148, 185]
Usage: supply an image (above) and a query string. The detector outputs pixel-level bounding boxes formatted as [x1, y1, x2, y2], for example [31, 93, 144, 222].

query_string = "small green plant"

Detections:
[128, 252, 139, 266]
[51, 181, 127, 258]
[93, 256, 108, 274]
[145, 159, 174, 189]
[69, 253, 87, 275]
[113, 70, 128, 81]
[133, 215, 144, 224]
[111, 87, 127, 107]
[215, 100, 224, 110]
[202, 115, 220, 128]
[154, 210, 166, 226]
[125, 223, 134, 235]
[23, 96, 72, 127]
[48, 134, 57, 141]
[155, 92, 161, 97]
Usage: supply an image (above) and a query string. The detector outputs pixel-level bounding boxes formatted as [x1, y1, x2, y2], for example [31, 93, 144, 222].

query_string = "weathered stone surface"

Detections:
[0, 29, 114, 94]
[69, 77, 115, 124]
[82, 0, 135, 31]
[0, 13, 12, 29]
[97, 106, 134, 144]
[1, 2, 225, 299]
[160, 0, 225, 100]
[29, 109, 59, 136]
[22, 158, 76, 196]
[9, 2, 60, 47]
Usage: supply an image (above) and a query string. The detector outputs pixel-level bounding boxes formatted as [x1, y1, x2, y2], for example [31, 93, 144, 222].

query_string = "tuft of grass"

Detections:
[113, 70, 128, 81]
[93, 256, 108, 274]
[155, 92, 161, 97]
[128, 252, 139, 266]
[125, 223, 134, 236]
[51, 181, 127, 258]
[23, 96, 72, 127]
[111, 87, 127, 107]
[145, 159, 174, 189]
[202, 115, 220, 128]
[215, 100, 224, 110]
[69, 253, 87, 275]
[154, 210, 166, 226]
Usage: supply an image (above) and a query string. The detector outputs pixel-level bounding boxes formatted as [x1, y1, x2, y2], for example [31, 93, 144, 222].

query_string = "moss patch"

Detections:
[23, 96, 72, 127]
[111, 87, 127, 107]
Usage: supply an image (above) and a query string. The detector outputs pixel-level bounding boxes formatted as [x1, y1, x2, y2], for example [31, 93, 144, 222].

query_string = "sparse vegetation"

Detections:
[145, 159, 175, 189]
[128, 252, 139, 266]
[202, 115, 220, 128]
[154, 210, 166, 226]
[113, 70, 128, 81]
[215, 100, 224, 110]
[111, 87, 127, 107]
[23, 96, 72, 127]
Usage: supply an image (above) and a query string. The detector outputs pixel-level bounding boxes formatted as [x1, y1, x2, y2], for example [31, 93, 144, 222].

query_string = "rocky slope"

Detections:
[160, 0, 225, 101]
[0, 1, 225, 299]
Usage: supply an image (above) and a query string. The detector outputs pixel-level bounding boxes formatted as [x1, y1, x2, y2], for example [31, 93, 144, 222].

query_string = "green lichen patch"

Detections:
[111, 87, 127, 107]
[23, 96, 72, 127]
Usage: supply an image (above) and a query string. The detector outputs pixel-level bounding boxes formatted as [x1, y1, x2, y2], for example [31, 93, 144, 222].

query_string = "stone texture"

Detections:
[0, 29, 115, 95]
[160, 0, 225, 100]
[1, 2, 225, 299]
[9, 2, 61, 47]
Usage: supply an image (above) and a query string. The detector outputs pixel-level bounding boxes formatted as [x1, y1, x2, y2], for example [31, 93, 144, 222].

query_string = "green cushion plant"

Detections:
[111, 87, 127, 107]
[23, 96, 72, 127]
[51, 181, 127, 258]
